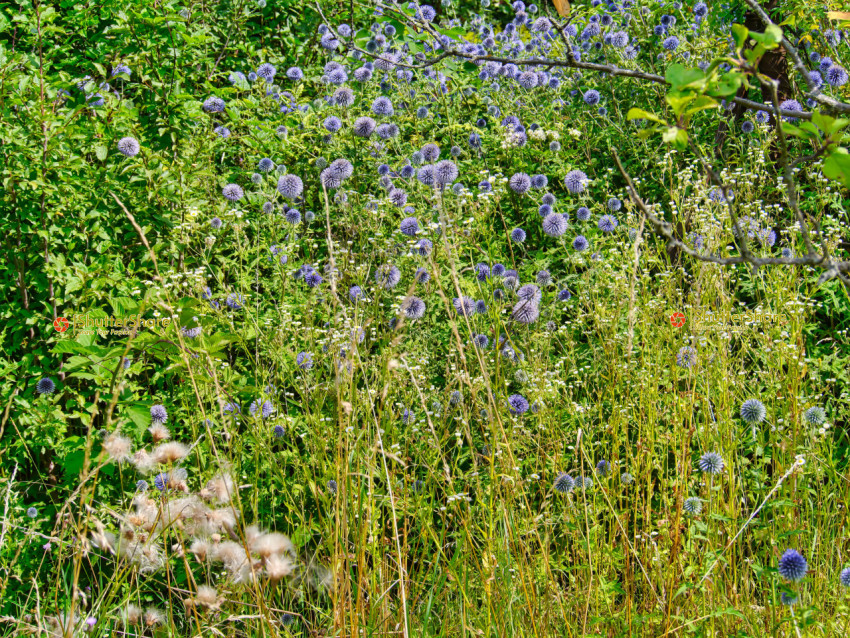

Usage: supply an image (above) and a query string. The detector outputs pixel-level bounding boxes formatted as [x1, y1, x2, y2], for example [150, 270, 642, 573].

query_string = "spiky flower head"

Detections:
[507, 393, 529, 415]
[296, 351, 314, 370]
[277, 174, 303, 200]
[840, 567, 850, 587]
[375, 264, 401, 289]
[509, 172, 532, 194]
[554, 473, 574, 493]
[596, 459, 611, 476]
[117, 137, 140, 157]
[36, 378, 56, 394]
[740, 398, 766, 424]
[777, 549, 808, 582]
[676, 346, 697, 368]
[683, 497, 702, 515]
[511, 299, 540, 324]
[150, 404, 168, 425]
[511, 227, 526, 243]
[222, 184, 244, 201]
[543, 213, 567, 237]
[803, 406, 826, 426]
[401, 296, 426, 320]
[698, 451, 724, 474]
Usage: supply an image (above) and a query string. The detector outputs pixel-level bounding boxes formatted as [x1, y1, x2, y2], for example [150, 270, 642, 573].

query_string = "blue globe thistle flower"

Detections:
[376, 264, 401, 289]
[203, 96, 225, 113]
[826, 65, 849, 87]
[401, 408, 414, 424]
[840, 567, 850, 587]
[803, 406, 826, 425]
[450, 145, 462, 157]
[550, 141, 561, 152]
[26, 507, 37, 518]
[154, 472, 169, 491]
[416, 239, 433, 256]
[402, 296, 426, 319]
[258, 158, 275, 173]
[694, 1, 708, 16]
[296, 351, 314, 370]
[400, 165, 415, 179]
[511, 299, 540, 324]
[478, 179, 492, 192]
[543, 213, 568, 237]
[598, 215, 618, 232]
[475, 300, 488, 314]
[150, 404, 168, 424]
[415, 267, 430, 283]
[476, 263, 490, 281]
[662, 35, 680, 50]
[621, 472, 634, 484]
[576, 206, 591, 222]
[507, 393, 529, 415]
[214, 125, 231, 138]
[225, 293, 244, 310]
[276, 125, 288, 138]
[740, 120, 755, 133]
[683, 497, 702, 515]
[473, 333, 490, 348]
[117, 137, 140, 157]
[740, 398, 766, 424]
[250, 399, 275, 419]
[112, 63, 132, 77]
[778, 549, 808, 582]
[564, 170, 589, 194]
[136, 479, 149, 491]
[492, 264, 506, 277]
[400, 217, 419, 237]
[36, 378, 56, 394]
[304, 271, 323, 287]
[250, 172, 262, 185]
[509, 172, 532, 194]
[123, 357, 131, 369]
[273, 424, 286, 438]
[181, 326, 202, 338]
[222, 184, 244, 201]
[583, 89, 600, 105]
[435, 160, 459, 185]
[676, 346, 697, 368]
[517, 284, 542, 304]
[511, 228, 526, 243]
[256, 63, 276, 82]
[353, 117, 377, 137]
[572, 235, 589, 251]
[285, 208, 302, 224]
[372, 96, 394, 116]
[277, 174, 303, 200]
[779, 99, 803, 122]
[820, 57, 834, 72]
[348, 285, 363, 302]
[596, 459, 611, 476]
[554, 473, 575, 493]
[536, 270, 552, 286]
[453, 296, 476, 317]
[576, 476, 593, 490]
[421, 143, 441, 162]
[698, 451, 724, 474]
[780, 592, 798, 606]
[223, 401, 241, 415]
[557, 289, 571, 302]
[468, 132, 482, 149]
[606, 197, 622, 212]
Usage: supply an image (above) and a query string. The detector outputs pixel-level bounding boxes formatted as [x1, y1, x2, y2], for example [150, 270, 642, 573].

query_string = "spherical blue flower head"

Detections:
[479, 180, 493, 192]
[415, 239, 432, 257]
[26, 506, 37, 518]
[557, 289, 571, 302]
[421, 143, 441, 162]
[376, 264, 401, 289]
[543, 213, 568, 237]
[570, 206, 589, 222]
[401, 408, 414, 424]
[597, 215, 618, 233]
[134, 478, 149, 492]
[117, 136, 140, 157]
[474, 333, 490, 349]
[779, 99, 803, 122]
[332, 87, 355, 108]
[250, 172, 262, 185]
[475, 300, 488, 314]
[401, 296, 426, 320]
[826, 65, 849, 87]
[257, 158, 274, 173]
[554, 473, 575, 493]
[564, 170, 589, 194]
[320, 32, 340, 49]
[820, 57, 834, 72]
[518, 71, 538, 89]
[509, 172, 532, 194]
[840, 567, 850, 587]
[256, 63, 276, 82]
[154, 472, 168, 491]
[296, 351, 314, 370]
[582, 89, 601, 106]
[740, 398, 766, 424]
[511, 298, 539, 324]
[683, 497, 702, 515]
[693, 1, 708, 17]
[399, 217, 420, 237]
[285, 209, 301, 224]
[778, 549, 808, 582]
[475, 263, 490, 281]
[203, 96, 225, 113]
[799, 406, 825, 428]
[36, 378, 56, 394]
[435, 160, 459, 185]
[577, 476, 593, 490]
[779, 592, 798, 606]
[698, 451, 724, 474]
[272, 424, 286, 439]
[123, 357, 132, 369]
[538, 204, 553, 218]
[322, 116, 342, 133]
[276, 125, 288, 138]
[222, 184, 243, 201]
[225, 293, 244, 310]
[510, 227, 527, 243]
[740, 120, 755, 133]
[377, 163, 391, 177]
[596, 459, 611, 476]
[676, 346, 697, 368]
[572, 235, 589, 251]
[414, 267, 430, 284]
[150, 404, 168, 424]
[304, 271, 323, 288]
[606, 197, 622, 212]
[507, 393, 530, 415]
[372, 96, 394, 116]
[277, 174, 303, 200]
[353, 117, 377, 137]
[662, 35, 680, 50]
[528, 174, 548, 191]
[452, 296, 476, 317]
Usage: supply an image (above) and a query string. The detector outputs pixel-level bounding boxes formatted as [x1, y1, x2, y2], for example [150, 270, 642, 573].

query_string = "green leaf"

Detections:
[731, 24, 749, 52]
[626, 108, 665, 124]
[126, 402, 152, 435]
[95, 145, 107, 161]
[665, 64, 706, 91]
[823, 149, 850, 188]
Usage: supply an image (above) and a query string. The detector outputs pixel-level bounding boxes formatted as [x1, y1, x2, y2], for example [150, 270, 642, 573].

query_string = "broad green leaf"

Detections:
[665, 64, 706, 91]
[626, 108, 665, 124]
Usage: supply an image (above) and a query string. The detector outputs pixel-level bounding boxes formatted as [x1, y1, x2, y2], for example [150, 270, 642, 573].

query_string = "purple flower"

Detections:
[203, 96, 225, 113]
[564, 170, 589, 194]
[507, 393, 530, 415]
[222, 184, 244, 201]
[117, 137, 140, 157]
[277, 174, 303, 200]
